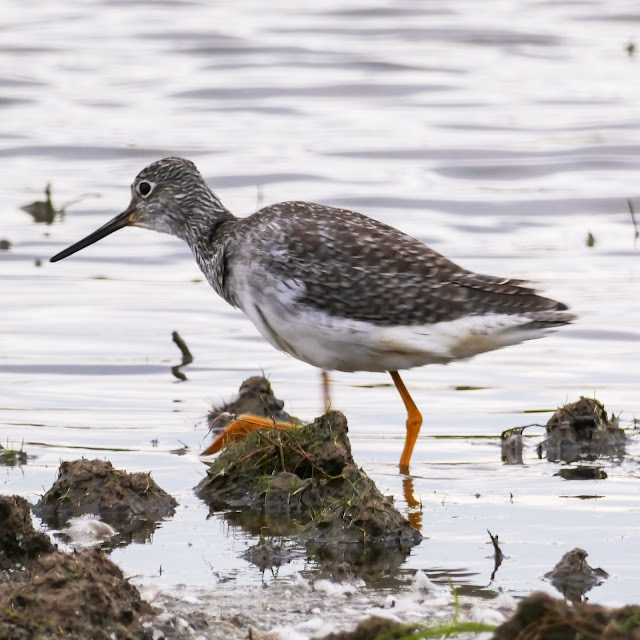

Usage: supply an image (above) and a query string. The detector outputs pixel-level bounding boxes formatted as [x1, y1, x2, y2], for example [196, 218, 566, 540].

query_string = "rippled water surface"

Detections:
[2, 0, 640, 632]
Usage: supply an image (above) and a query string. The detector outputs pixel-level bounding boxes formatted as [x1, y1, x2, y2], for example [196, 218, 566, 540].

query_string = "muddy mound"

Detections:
[492, 591, 640, 640]
[0, 495, 54, 571]
[196, 410, 422, 568]
[544, 548, 608, 603]
[538, 397, 626, 463]
[33, 458, 177, 542]
[206, 375, 299, 433]
[0, 495, 152, 640]
[1, 548, 152, 640]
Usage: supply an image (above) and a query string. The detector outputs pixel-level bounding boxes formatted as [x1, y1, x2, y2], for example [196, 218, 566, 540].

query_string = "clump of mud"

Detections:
[543, 548, 609, 603]
[492, 591, 640, 640]
[0, 495, 152, 640]
[538, 397, 626, 463]
[33, 458, 177, 543]
[206, 375, 299, 433]
[500, 427, 524, 465]
[0, 495, 54, 572]
[314, 616, 420, 640]
[196, 409, 422, 570]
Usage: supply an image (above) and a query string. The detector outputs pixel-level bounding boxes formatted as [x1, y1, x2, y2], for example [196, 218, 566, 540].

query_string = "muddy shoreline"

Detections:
[2, 380, 639, 639]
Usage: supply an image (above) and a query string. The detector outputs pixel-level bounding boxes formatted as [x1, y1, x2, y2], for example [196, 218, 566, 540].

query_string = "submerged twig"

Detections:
[488, 529, 504, 581]
[171, 330, 193, 381]
[628, 198, 639, 244]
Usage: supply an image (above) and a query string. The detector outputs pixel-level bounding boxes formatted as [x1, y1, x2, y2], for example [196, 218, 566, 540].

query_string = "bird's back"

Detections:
[230, 201, 572, 328]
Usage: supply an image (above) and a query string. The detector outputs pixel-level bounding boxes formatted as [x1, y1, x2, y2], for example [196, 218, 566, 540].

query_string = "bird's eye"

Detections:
[137, 181, 154, 198]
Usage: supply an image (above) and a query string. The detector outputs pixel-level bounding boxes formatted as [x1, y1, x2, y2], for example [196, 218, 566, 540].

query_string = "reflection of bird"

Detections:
[50, 157, 574, 472]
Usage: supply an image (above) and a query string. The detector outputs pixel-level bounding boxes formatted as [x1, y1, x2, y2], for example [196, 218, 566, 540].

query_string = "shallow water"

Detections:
[2, 0, 640, 633]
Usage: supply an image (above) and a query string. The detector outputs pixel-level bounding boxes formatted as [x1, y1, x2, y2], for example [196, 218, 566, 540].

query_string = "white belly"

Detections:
[238, 293, 549, 373]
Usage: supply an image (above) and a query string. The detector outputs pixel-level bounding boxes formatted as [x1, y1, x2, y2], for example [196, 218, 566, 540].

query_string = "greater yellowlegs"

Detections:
[50, 157, 575, 471]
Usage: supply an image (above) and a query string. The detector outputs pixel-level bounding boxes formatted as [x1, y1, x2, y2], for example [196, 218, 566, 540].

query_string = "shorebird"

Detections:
[50, 157, 574, 472]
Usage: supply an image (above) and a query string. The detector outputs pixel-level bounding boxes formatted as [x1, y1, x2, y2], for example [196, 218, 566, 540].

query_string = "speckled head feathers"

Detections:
[49, 157, 232, 262]
[126, 157, 231, 240]
[134, 157, 200, 191]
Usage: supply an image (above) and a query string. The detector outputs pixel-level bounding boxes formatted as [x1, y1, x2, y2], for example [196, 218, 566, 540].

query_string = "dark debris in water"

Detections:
[171, 330, 193, 381]
[0, 495, 152, 640]
[33, 458, 177, 544]
[538, 396, 626, 463]
[20, 183, 57, 224]
[0, 444, 28, 467]
[20, 183, 100, 225]
[487, 529, 504, 581]
[196, 398, 422, 573]
[555, 467, 607, 481]
[543, 548, 609, 603]
[492, 591, 640, 640]
[500, 426, 524, 465]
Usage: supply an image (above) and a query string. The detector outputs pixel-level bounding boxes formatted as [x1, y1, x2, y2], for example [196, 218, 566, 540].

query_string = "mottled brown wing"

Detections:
[249, 202, 567, 327]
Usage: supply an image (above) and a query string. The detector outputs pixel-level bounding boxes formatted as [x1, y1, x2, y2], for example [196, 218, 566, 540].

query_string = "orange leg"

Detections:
[390, 370, 423, 473]
[322, 370, 331, 412]
[200, 414, 298, 456]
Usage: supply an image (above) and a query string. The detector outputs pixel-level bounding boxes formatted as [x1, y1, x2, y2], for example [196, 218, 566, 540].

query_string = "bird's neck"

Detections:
[180, 192, 237, 303]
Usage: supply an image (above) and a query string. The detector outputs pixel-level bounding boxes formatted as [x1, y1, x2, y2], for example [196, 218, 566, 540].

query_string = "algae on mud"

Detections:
[196, 409, 422, 571]
[0, 444, 28, 467]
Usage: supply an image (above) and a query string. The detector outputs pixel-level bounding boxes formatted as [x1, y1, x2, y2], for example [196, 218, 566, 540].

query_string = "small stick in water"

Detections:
[171, 331, 193, 381]
[488, 529, 504, 581]
[628, 199, 639, 243]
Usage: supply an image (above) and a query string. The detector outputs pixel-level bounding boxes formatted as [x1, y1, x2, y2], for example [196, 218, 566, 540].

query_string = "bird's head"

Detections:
[50, 157, 222, 262]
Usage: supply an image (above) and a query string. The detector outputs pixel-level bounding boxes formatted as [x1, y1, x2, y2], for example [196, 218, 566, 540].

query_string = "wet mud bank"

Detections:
[493, 591, 640, 640]
[3, 383, 638, 639]
[197, 407, 422, 572]
[0, 495, 152, 640]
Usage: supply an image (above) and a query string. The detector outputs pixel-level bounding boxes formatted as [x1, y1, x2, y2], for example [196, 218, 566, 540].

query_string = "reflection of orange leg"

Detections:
[390, 371, 423, 473]
[403, 477, 422, 531]
[200, 414, 298, 456]
[322, 370, 331, 412]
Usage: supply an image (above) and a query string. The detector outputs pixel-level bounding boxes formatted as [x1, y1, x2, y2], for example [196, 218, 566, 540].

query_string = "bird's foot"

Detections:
[201, 414, 299, 455]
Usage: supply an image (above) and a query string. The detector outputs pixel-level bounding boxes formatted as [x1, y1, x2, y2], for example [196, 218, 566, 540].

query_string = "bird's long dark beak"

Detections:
[50, 204, 136, 262]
